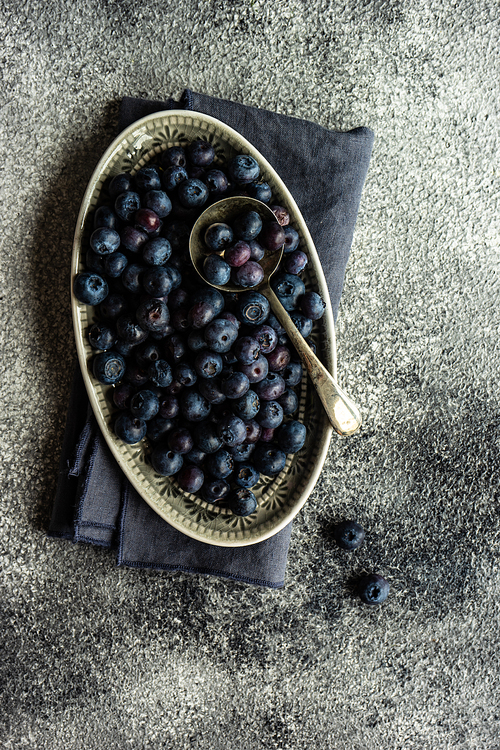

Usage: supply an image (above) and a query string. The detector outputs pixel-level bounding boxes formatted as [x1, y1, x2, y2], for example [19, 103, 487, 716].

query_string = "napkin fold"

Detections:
[49, 90, 374, 588]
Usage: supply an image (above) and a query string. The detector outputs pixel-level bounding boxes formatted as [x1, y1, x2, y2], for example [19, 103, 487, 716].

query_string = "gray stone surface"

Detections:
[1, 1, 499, 748]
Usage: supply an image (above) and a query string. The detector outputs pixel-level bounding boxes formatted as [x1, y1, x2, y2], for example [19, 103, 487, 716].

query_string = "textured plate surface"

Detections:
[72, 110, 336, 546]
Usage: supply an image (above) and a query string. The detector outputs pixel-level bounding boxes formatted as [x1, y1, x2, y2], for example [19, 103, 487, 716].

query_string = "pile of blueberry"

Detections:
[73, 138, 327, 517]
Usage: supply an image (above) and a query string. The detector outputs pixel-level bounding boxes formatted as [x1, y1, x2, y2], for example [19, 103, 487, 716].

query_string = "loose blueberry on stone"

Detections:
[333, 520, 366, 551]
[358, 574, 390, 606]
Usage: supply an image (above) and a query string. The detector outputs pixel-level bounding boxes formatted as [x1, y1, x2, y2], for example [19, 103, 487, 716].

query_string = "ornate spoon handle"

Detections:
[261, 285, 362, 437]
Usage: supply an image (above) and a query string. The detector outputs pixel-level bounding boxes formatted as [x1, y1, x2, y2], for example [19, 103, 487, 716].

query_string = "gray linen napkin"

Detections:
[49, 90, 374, 588]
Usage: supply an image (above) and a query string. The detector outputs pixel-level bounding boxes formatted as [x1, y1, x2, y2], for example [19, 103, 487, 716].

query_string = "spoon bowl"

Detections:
[189, 196, 362, 437]
[189, 196, 283, 293]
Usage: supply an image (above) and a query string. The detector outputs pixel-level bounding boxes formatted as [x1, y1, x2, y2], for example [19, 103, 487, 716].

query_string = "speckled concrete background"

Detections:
[1, 1, 500, 748]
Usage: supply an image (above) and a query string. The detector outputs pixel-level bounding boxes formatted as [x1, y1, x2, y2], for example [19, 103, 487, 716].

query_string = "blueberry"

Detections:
[92, 350, 126, 385]
[234, 336, 261, 365]
[178, 178, 209, 208]
[271, 273, 306, 311]
[180, 390, 211, 422]
[103, 252, 128, 278]
[237, 291, 270, 326]
[198, 376, 226, 405]
[134, 166, 161, 192]
[168, 426, 194, 455]
[358, 574, 390, 606]
[151, 445, 184, 476]
[333, 520, 366, 551]
[277, 388, 299, 415]
[187, 139, 215, 167]
[266, 344, 291, 373]
[188, 288, 225, 329]
[232, 210, 263, 241]
[162, 165, 188, 192]
[270, 205, 290, 226]
[229, 442, 255, 462]
[227, 154, 260, 185]
[185, 447, 207, 466]
[142, 267, 173, 298]
[259, 221, 285, 252]
[121, 263, 145, 294]
[234, 463, 260, 489]
[174, 362, 198, 387]
[299, 291, 326, 320]
[289, 312, 313, 338]
[163, 333, 187, 364]
[248, 239, 265, 261]
[169, 288, 189, 311]
[282, 361, 303, 387]
[114, 412, 147, 444]
[120, 225, 149, 254]
[90, 227, 121, 255]
[204, 318, 239, 353]
[143, 189, 172, 218]
[130, 389, 160, 421]
[99, 293, 128, 321]
[202, 478, 230, 503]
[275, 420, 306, 453]
[158, 394, 179, 419]
[161, 146, 187, 169]
[204, 222, 234, 252]
[239, 354, 269, 384]
[88, 323, 117, 350]
[225, 241, 251, 268]
[232, 390, 260, 420]
[284, 249, 308, 275]
[176, 465, 205, 493]
[163, 220, 191, 253]
[217, 414, 247, 447]
[221, 371, 250, 399]
[136, 299, 170, 332]
[205, 169, 229, 195]
[135, 208, 162, 235]
[109, 172, 133, 200]
[194, 349, 223, 379]
[203, 254, 231, 286]
[256, 400, 284, 429]
[205, 448, 234, 479]
[113, 382, 135, 410]
[142, 237, 172, 266]
[243, 418, 262, 443]
[252, 325, 277, 354]
[85, 249, 105, 273]
[254, 373, 286, 401]
[115, 191, 141, 222]
[193, 421, 222, 454]
[116, 316, 148, 346]
[283, 225, 300, 253]
[73, 272, 109, 305]
[227, 488, 257, 516]
[146, 416, 175, 444]
[246, 181, 272, 203]
[148, 360, 173, 388]
[233, 261, 265, 288]
[252, 444, 287, 476]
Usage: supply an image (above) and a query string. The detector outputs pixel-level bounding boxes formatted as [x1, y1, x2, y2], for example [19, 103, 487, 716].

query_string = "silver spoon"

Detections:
[189, 196, 361, 437]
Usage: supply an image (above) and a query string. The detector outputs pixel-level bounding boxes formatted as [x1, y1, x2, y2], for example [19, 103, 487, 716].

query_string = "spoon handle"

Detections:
[261, 286, 362, 437]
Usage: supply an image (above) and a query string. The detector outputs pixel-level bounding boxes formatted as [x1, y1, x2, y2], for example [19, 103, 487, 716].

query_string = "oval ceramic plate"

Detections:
[72, 110, 336, 547]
